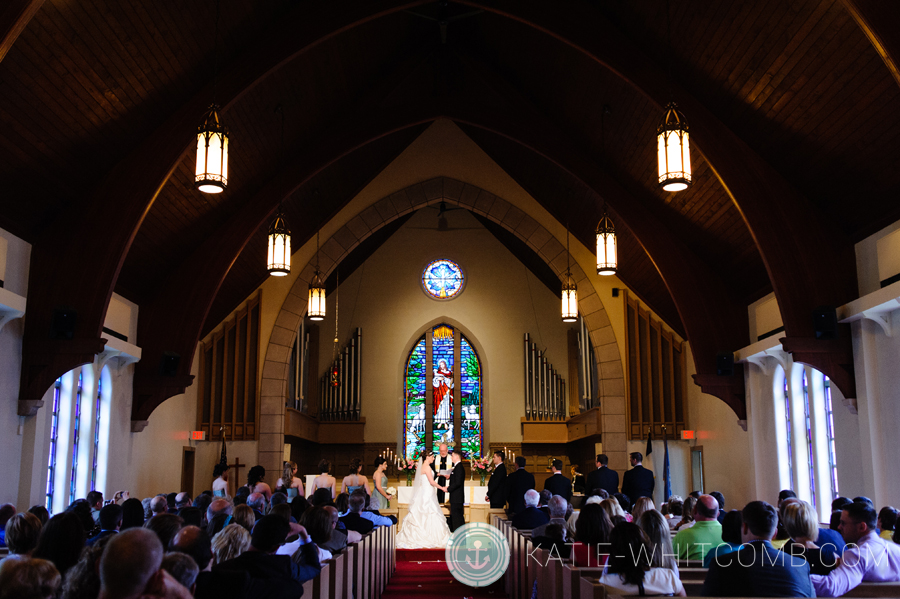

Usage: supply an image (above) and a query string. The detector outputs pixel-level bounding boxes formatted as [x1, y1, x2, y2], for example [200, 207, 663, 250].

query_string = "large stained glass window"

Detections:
[403, 324, 483, 460]
[422, 259, 465, 300]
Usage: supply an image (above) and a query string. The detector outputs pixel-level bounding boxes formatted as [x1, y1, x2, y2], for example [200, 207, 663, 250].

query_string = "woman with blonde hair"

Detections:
[631, 497, 656, 525]
[211, 524, 251, 565]
[780, 499, 835, 575]
[276, 461, 304, 499]
[309, 460, 337, 499]
[341, 458, 370, 496]
[601, 498, 626, 521]
[638, 509, 678, 573]
[231, 504, 255, 533]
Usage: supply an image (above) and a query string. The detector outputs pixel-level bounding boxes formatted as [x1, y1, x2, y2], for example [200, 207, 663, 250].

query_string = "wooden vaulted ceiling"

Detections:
[3, 0, 900, 421]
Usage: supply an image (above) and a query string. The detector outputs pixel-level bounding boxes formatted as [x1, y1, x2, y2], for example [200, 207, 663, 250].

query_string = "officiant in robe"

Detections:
[432, 443, 452, 504]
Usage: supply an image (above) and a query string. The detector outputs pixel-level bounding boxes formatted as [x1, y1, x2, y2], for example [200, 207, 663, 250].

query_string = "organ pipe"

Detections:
[319, 328, 362, 421]
[523, 335, 567, 420]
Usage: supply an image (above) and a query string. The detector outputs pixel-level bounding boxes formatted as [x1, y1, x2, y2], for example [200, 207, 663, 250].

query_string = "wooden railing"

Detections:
[300, 521, 396, 599]
[490, 515, 900, 599]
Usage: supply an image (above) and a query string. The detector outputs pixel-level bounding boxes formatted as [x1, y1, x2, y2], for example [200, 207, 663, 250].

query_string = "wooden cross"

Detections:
[229, 458, 245, 498]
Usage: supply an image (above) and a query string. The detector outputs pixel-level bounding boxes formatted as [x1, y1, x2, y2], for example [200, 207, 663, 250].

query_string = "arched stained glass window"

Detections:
[404, 324, 483, 460]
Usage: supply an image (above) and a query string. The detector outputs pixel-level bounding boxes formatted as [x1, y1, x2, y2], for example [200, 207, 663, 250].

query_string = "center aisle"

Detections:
[381, 549, 509, 599]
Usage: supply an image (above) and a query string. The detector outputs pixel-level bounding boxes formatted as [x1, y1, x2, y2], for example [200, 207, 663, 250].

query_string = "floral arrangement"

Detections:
[398, 454, 419, 485]
[470, 455, 493, 485]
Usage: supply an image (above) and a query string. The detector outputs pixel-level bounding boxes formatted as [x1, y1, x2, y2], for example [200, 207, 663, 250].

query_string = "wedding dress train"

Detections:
[395, 462, 451, 549]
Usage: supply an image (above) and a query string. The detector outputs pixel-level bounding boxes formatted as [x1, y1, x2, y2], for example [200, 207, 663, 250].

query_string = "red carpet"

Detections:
[381, 549, 509, 598]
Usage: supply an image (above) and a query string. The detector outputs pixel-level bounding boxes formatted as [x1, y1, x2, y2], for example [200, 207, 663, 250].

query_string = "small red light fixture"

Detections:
[330, 365, 340, 387]
[681, 430, 695, 440]
[191, 431, 206, 441]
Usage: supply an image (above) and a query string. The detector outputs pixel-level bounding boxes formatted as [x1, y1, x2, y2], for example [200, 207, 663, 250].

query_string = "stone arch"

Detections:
[258, 177, 626, 475]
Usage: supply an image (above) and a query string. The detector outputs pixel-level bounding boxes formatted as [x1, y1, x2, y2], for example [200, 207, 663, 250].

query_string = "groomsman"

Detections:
[485, 451, 508, 508]
[543, 459, 572, 501]
[433, 443, 452, 503]
[448, 450, 466, 532]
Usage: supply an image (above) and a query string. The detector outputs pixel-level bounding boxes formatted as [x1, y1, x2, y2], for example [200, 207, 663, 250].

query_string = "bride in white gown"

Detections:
[395, 453, 452, 549]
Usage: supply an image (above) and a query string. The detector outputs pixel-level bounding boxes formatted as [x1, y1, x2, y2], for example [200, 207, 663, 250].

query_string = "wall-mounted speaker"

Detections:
[160, 352, 180, 377]
[813, 306, 838, 340]
[50, 309, 77, 340]
[612, 288, 620, 297]
[716, 352, 734, 376]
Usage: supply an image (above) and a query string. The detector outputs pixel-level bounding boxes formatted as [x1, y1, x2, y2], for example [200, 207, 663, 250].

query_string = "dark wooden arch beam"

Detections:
[841, 0, 900, 89]
[132, 95, 748, 426]
[455, 0, 857, 400]
[0, 0, 44, 63]
[18, 0, 434, 415]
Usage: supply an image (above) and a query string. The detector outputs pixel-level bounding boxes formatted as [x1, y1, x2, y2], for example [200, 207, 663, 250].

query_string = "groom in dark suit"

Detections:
[447, 449, 466, 532]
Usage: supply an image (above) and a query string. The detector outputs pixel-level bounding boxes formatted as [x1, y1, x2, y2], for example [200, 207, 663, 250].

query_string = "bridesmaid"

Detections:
[212, 463, 229, 498]
[246, 465, 273, 502]
[370, 456, 394, 513]
[341, 458, 370, 496]
[310, 460, 337, 499]
[276, 461, 305, 499]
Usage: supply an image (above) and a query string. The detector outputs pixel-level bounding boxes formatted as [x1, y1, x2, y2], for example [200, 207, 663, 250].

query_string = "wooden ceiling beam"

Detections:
[0, 0, 44, 64]
[456, 0, 857, 401]
[841, 0, 900, 89]
[18, 0, 432, 413]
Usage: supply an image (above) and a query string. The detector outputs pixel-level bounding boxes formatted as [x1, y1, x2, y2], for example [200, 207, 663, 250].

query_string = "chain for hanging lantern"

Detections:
[330, 271, 340, 387]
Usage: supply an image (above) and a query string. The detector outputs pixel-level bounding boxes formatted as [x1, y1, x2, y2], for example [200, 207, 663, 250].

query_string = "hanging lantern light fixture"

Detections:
[195, 1, 229, 194]
[596, 210, 617, 276]
[561, 227, 578, 323]
[267, 209, 291, 276]
[657, 103, 691, 192]
[308, 231, 326, 320]
[195, 105, 229, 193]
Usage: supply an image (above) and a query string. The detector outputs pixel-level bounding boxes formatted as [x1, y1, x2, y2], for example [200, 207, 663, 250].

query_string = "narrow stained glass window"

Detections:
[460, 337, 483, 459]
[70, 372, 83, 505]
[802, 371, 816, 508]
[784, 376, 794, 490]
[404, 337, 426, 460]
[824, 375, 839, 499]
[46, 378, 62, 511]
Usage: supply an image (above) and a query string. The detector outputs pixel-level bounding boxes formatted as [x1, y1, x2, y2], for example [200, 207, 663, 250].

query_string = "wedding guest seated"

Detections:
[297, 506, 334, 563]
[334, 493, 349, 513]
[88, 504, 123, 546]
[631, 497, 655, 525]
[338, 493, 376, 534]
[27, 506, 49, 527]
[177, 506, 202, 528]
[703, 510, 743, 568]
[161, 552, 199, 595]
[614, 493, 633, 519]
[86, 491, 104, 525]
[351, 490, 392, 527]
[702, 501, 814, 598]
[572, 504, 613, 567]
[0, 557, 61, 599]
[639, 509, 679, 573]
[531, 523, 570, 559]
[504, 456, 536, 515]
[319, 506, 359, 553]
[816, 514, 846, 560]
[710, 491, 727, 523]
[600, 497, 627, 524]
[878, 506, 898, 540]
[777, 489, 797, 507]
[598, 523, 684, 596]
[246, 466, 273, 502]
[311, 488, 335, 508]
[149, 496, 168, 519]
[144, 513, 184, 550]
[233, 488, 249, 506]
[290, 496, 310, 523]
[1, 513, 42, 566]
[341, 458, 370, 497]
[213, 515, 320, 599]
[532, 496, 568, 540]
[538, 490, 552, 517]
[567, 494, 603, 540]
[212, 464, 230, 498]
[511, 490, 549, 530]
[781, 500, 838, 575]
[270, 492, 289, 510]
[67, 500, 99, 538]
[207, 499, 233, 524]
[118, 498, 144, 532]
[211, 524, 251, 565]
[275, 461, 304, 499]
[675, 497, 697, 531]
[812, 501, 900, 597]
[666, 496, 684, 530]
[246, 493, 266, 521]
[232, 504, 256, 533]
[59, 535, 110, 599]
[310, 460, 337, 500]
[98, 528, 191, 599]
[673, 494, 722, 561]
[174, 493, 192, 510]
[170, 525, 251, 599]
[32, 512, 85, 580]
[193, 494, 212, 527]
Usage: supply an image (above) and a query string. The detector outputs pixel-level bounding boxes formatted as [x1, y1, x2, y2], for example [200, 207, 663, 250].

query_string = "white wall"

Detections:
[312, 207, 573, 446]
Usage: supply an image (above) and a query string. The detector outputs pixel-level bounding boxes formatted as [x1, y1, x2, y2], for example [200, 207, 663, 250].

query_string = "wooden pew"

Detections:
[579, 576, 607, 599]
[561, 562, 605, 599]
[844, 582, 900, 598]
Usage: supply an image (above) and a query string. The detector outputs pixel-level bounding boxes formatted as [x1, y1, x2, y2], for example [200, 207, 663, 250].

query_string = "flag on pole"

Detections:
[646, 427, 653, 456]
[219, 434, 227, 467]
[663, 426, 671, 501]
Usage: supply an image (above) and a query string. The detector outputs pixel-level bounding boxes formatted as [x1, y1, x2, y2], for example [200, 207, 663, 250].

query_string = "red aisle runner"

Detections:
[381, 549, 509, 599]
